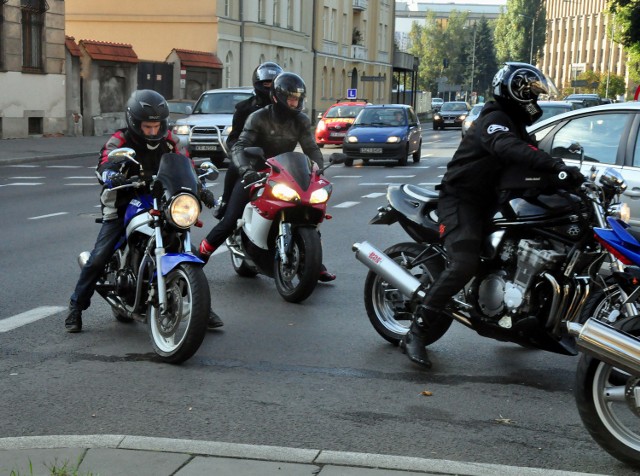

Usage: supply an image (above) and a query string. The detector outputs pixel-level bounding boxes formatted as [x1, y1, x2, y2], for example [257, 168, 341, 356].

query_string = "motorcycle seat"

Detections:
[401, 184, 439, 202]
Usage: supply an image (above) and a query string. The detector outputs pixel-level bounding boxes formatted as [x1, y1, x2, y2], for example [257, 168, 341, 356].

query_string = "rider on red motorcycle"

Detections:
[401, 63, 584, 368]
[198, 72, 336, 281]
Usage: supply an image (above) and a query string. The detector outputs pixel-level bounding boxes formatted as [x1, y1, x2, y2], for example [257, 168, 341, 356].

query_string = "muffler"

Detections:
[77, 251, 90, 269]
[566, 318, 640, 377]
[352, 241, 426, 300]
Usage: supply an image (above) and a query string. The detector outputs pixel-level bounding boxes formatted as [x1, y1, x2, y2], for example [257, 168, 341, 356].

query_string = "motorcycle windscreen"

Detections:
[156, 153, 198, 196]
[272, 152, 312, 191]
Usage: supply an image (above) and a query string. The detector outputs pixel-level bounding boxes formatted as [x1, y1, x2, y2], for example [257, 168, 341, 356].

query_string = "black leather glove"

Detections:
[241, 169, 262, 185]
[102, 170, 127, 188]
[200, 188, 216, 208]
[557, 164, 584, 186]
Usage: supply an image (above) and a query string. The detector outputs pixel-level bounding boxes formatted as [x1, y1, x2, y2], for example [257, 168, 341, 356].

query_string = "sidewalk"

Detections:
[0, 435, 603, 476]
[0, 134, 108, 165]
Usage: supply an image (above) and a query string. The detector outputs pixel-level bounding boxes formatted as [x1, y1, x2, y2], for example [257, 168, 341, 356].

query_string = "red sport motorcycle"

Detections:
[225, 147, 344, 303]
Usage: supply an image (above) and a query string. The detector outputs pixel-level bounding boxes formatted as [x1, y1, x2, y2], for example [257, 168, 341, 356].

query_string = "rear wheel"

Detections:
[148, 264, 209, 364]
[364, 242, 451, 345]
[274, 227, 322, 303]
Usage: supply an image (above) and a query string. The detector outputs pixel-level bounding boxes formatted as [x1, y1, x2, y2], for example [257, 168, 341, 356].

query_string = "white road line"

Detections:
[362, 192, 386, 198]
[6, 165, 38, 168]
[332, 175, 363, 178]
[0, 183, 42, 187]
[0, 306, 66, 333]
[28, 212, 68, 220]
[333, 201, 359, 208]
[360, 182, 394, 186]
[46, 165, 82, 168]
[67, 183, 98, 186]
[10, 176, 46, 179]
[65, 176, 96, 179]
[386, 175, 415, 178]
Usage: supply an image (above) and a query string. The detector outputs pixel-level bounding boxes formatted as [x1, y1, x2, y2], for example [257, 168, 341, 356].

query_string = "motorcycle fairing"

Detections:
[269, 152, 312, 191]
[155, 153, 199, 197]
[161, 252, 204, 275]
[594, 218, 640, 263]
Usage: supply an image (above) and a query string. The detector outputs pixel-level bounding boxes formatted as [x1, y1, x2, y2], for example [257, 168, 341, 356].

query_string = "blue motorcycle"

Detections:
[78, 148, 217, 364]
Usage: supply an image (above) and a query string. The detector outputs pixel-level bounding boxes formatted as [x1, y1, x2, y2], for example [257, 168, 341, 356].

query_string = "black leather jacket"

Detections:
[231, 105, 323, 171]
[441, 101, 562, 201]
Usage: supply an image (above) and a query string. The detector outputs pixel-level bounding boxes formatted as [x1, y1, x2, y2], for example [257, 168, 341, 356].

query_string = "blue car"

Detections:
[342, 104, 422, 167]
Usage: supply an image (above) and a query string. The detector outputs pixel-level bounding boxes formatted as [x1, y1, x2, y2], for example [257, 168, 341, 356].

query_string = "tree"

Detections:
[608, 0, 640, 82]
[494, 0, 546, 65]
[465, 17, 498, 100]
[559, 70, 626, 98]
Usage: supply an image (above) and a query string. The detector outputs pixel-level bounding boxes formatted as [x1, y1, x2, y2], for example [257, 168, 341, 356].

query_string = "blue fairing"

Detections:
[124, 194, 153, 226]
[161, 253, 204, 275]
[594, 218, 640, 264]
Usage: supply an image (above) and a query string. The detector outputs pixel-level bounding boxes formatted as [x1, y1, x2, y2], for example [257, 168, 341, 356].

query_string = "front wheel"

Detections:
[575, 354, 640, 468]
[274, 227, 322, 303]
[148, 263, 209, 364]
[412, 140, 422, 163]
[364, 242, 451, 345]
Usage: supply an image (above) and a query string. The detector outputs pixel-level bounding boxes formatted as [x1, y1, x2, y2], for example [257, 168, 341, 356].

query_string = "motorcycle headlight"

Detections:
[173, 124, 191, 136]
[167, 193, 200, 229]
[609, 202, 631, 224]
[271, 183, 300, 202]
[310, 185, 332, 204]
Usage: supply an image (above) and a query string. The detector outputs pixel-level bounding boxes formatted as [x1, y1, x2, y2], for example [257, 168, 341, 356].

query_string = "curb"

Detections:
[1, 152, 96, 166]
[0, 435, 604, 476]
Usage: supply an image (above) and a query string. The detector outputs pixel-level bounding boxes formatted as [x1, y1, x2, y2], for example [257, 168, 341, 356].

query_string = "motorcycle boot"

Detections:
[318, 263, 336, 282]
[197, 239, 216, 264]
[400, 318, 432, 369]
[208, 309, 224, 330]
[65, 305, 82, 333]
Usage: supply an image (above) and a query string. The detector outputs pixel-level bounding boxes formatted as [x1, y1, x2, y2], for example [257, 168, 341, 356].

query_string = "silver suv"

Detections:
[172, 87, 254, 167]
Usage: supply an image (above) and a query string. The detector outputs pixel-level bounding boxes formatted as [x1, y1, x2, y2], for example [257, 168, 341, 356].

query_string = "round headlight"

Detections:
[168, 193, 200, 228]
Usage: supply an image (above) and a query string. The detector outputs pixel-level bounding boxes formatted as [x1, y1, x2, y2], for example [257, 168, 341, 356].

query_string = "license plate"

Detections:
[444, 120, 454, 124]
[330, 132, 346, 137]
[194, 145, 218, 151]
[360, 147, 382, 153]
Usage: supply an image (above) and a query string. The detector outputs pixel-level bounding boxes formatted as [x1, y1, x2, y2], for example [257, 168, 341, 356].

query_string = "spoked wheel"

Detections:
[273, 227, 322, 303]
[148, 264, 209, 364]
[575, 354, 640, 468]
[363, 242, 451, 345]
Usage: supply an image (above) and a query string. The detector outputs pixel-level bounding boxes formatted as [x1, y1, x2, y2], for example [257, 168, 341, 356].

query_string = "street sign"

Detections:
[347, 88, 357, 99]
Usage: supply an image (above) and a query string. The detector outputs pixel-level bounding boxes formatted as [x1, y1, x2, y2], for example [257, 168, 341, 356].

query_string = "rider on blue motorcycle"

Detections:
[401, 63, 584, 368]
[65, 89, 221, 333]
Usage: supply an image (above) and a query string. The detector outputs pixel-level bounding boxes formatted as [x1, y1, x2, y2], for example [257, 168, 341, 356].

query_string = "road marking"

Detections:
[46, 165, 83, 169]
[6, 164, 38, 168]
[359, 182, 394, 186]
[28, 212, 68, 220]
[386, 175, 415, 178]
[0, 183, 42, 187]
[10, 176, 45, 179]
[333, 201, 359, 208]
[362, 192, 386, 198]
[0, 306, 66, 333]
[67, 183, 98, 186]
[332, 175, 362, 178]
[66, 176, 96, 179]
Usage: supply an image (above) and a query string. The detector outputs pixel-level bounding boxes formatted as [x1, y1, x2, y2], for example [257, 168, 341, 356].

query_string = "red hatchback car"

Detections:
[315, 99, 368, 147]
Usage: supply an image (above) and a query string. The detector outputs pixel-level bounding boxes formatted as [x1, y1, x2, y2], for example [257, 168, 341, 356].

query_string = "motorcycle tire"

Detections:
[148, 263, 209, 364]
[274, 227, 322, 303]
[364, 242, 451, 345]
[575, 353, 640, 468]
[230, 252, 259, 277]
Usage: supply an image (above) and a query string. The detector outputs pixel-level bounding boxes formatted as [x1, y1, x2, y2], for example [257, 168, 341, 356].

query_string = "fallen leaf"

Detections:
[420, 390, 433, 396]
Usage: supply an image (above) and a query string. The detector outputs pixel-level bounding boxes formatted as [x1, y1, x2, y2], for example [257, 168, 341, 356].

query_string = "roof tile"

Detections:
[79, 40, 139, 63]
[65, 36, 82, 57]
[173, 49, 222, 69]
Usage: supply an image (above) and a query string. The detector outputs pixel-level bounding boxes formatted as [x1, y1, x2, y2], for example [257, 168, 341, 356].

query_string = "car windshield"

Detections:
[441, 102, 468, 112]
[355, 109, 406, 126]
[168, 102, 193, 114]
[325, 105, 364, 119]
[470, 104, 484, 115]
[193, 92, 253, 114]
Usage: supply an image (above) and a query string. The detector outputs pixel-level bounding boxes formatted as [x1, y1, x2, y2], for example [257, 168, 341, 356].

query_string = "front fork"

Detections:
[276, 211, 293, 264]
[152, 197, 168, 314]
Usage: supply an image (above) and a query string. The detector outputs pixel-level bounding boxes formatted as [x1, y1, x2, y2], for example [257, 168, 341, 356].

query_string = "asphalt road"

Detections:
[0, 128, 637, 475]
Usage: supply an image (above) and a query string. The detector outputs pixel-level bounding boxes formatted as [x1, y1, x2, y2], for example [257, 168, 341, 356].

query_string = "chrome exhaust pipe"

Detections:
[566, 318, 640, 377]
[352, 241, 426, 300]
[77, 251, 91, 269]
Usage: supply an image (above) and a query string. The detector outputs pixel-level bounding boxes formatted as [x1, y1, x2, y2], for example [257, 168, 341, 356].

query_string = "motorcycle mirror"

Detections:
[107, 147, 141, 168]
[199, 161, 219, 181]
[329, 153, 346, 165]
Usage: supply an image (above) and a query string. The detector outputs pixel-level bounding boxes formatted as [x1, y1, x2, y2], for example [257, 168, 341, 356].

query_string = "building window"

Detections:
[273, 0, 279, 26]
[224, 0, 231, 17]
[28, 116, 43, 135]
[287, 0, 293, 28]
[21, 1, 47, 72]
[258, 0, 265, 23]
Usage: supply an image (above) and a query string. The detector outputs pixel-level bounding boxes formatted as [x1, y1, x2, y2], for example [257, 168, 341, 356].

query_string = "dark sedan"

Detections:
[432, 101, 471, 130]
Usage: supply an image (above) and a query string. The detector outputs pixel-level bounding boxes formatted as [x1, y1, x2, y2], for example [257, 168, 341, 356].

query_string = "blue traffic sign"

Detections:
[347, 88, 357, 99]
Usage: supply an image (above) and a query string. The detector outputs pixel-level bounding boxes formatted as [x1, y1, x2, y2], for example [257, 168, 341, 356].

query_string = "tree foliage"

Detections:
[608, 0, 640, 82]
[494, 0, 546, 65]
[559, 70, 627, 99]
[467, 17, 498, 100]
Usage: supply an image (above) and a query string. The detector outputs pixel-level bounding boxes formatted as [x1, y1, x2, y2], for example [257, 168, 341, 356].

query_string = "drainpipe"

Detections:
[239, 0, 244, 85]
[311, 0, 317, 122]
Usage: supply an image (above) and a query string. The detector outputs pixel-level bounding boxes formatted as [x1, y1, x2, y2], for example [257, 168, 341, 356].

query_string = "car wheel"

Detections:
[432, 123, 437, 130]
[344, 158, 353, 167]
[398, 148, 408, 166]
[412, 141, 421, 163]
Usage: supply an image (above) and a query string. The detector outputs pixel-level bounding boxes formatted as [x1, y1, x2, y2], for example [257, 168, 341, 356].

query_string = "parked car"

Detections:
[431, 97, 444, 112]
[527, 101, 640, 229]
[342, 104, 422, 167]
[172, 87, 254, 167]
[461, 103, 485, 138]
[563, 93, 603, 108]
[534, 100, 579, 124]
[167, 99, 195, 129]
[432, 101, 471, 130]
[315, 98, 368, 147]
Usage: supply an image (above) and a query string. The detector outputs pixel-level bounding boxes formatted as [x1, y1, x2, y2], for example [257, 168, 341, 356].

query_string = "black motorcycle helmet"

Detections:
[271, 72, 306, 117]
[252, 62, 283, 103]
[491, 62, 552, 125]
[125, 89, 169, 147]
